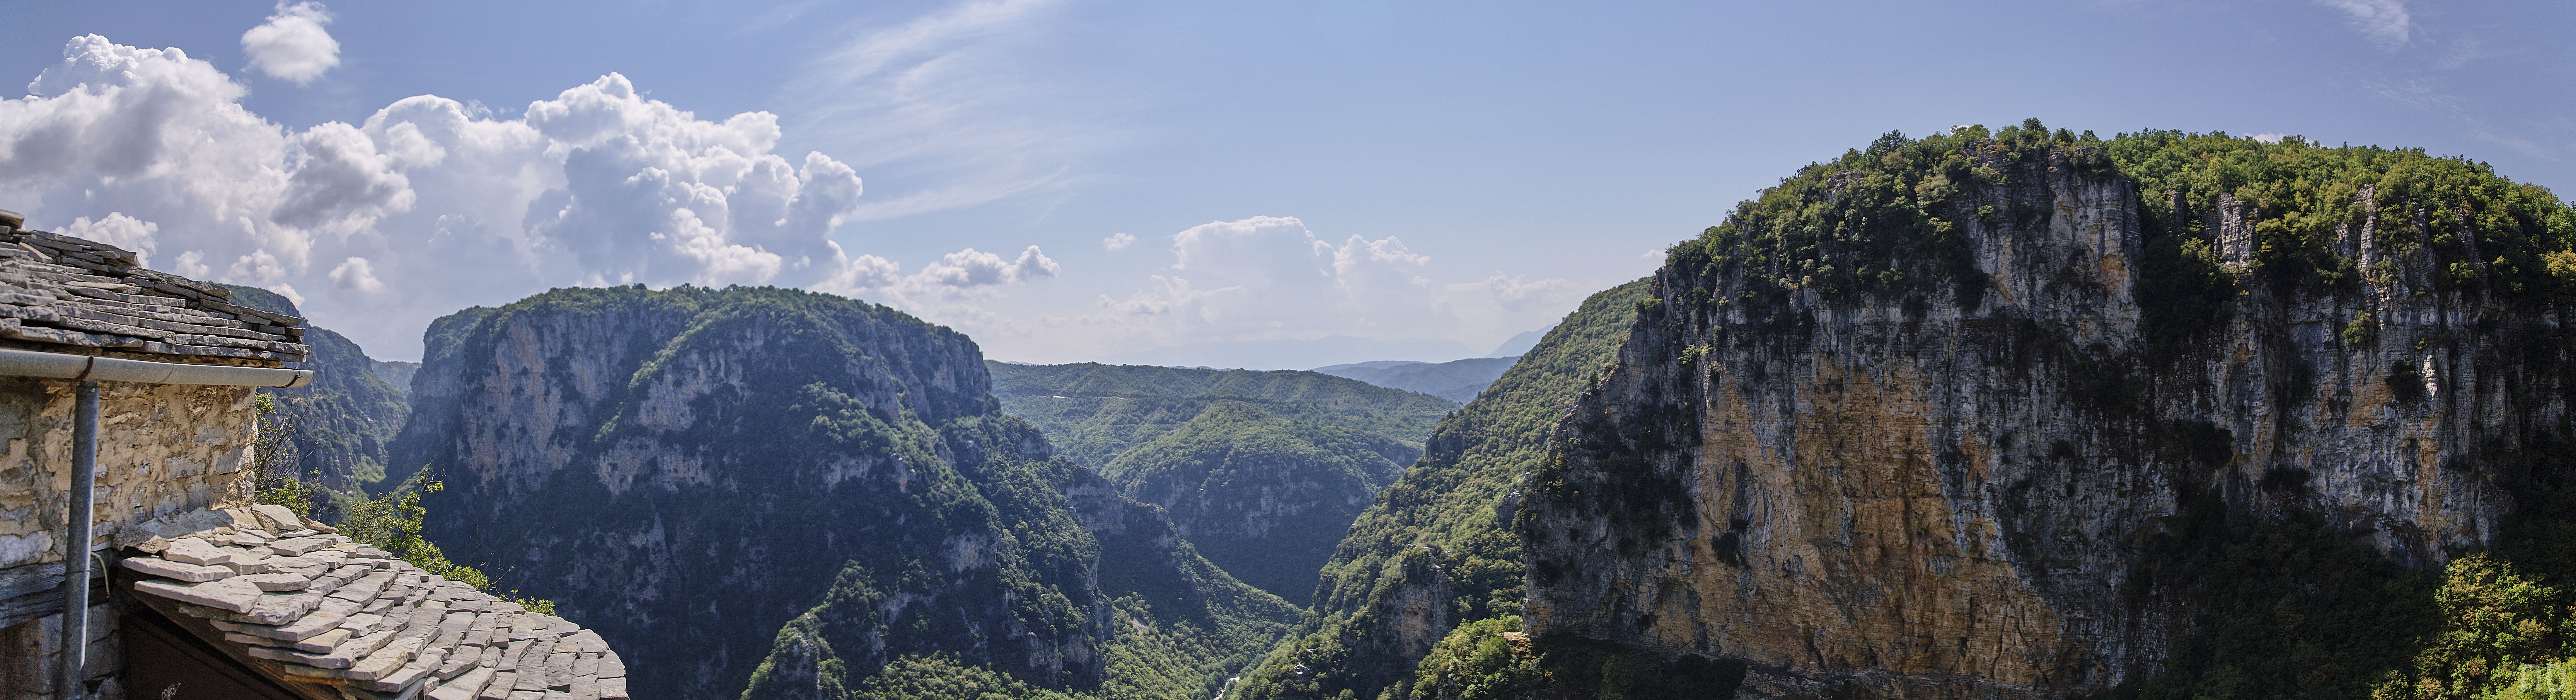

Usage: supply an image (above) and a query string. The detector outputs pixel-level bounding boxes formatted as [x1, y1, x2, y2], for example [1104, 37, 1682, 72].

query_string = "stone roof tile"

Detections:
[0, 225, 307, 362]
[120, 507, 628, 700]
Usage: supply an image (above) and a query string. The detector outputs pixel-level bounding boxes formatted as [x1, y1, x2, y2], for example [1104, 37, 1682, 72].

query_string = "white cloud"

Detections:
[241, 2, 340, 84]
[1102, 232, 1135, 251]
[918, 246, 1059, 287]
[2314, 0, 2410, 47]
[792, 0, 1104, 223]
[2248, 133, 2288, 144]
[1481, 273, 1584, 313]
[61, 213, 158, 266]
[0, 35, 1058, 360]
[964, 216, 1586, 365]
[328, 256, 384, 293]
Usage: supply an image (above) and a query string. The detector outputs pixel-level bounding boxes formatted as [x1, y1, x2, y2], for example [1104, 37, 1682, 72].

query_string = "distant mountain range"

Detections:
[984, 362, 1452, 604]
[1482, 324, 1554, 357]
[1310, 356, 1518, 403]
[1093, 334, 1475, 370]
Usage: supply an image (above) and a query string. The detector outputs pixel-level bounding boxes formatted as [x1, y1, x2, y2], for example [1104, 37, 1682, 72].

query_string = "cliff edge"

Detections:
[1523, 126, 2576, 699]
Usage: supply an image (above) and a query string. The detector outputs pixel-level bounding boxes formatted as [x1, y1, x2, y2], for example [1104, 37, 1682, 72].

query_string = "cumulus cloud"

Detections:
[328, 256, 383, 293]
[1102, 232, 1135, 251]
[0, 34, 1055, 359]
[2315, 0, 2410, 47]
[1007, 216, 1578, 364]
[61, 213, 158, 266]
[241, 2, 340, 84]
[814, 244, 1061, 329]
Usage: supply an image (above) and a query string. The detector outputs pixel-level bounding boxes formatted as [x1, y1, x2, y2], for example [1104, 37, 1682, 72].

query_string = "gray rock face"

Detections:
[1522, 147, 2567, 698]
[392, 287, 1079, 699]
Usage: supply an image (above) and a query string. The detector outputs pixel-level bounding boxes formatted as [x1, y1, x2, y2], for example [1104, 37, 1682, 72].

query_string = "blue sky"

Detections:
[3, 0, 2569, 367]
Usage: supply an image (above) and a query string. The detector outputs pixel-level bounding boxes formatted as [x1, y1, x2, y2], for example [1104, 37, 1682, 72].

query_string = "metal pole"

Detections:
[56, 379, 97, 700]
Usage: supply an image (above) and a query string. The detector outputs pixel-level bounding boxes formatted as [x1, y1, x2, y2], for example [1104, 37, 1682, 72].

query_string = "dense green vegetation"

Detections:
[1312, 357, 1518, 403]
[1403, 617, 1744, 700]
[1097, 401, 1413, 604]
[1229, 277, 1651, 700]
[988, 362, 1450, 603]
[2097, 461, 2576, 700]
[1660, 120, 2576, 344]
[1650, 123, 2576, 700]
[391, 285, 1301, 700]
[225, 285, 412, 498]
[741, 451, 1298, 700]
[987, 361, 1454, 470]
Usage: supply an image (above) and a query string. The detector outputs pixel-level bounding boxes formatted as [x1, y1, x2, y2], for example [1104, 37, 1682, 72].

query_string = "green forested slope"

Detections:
[1100, 401, 1415, 604]
[392, 286, 1299, 700]
[1388, 124, 2576, 700]
[987, 362, 1454, 469]
[987, 363, 1454, 604]
[1312, 357, 1518, 403]
[743, 449, 1300, 700]
[224, 284, 412, 495]
[1648, 123, 2576, 700]
[1227, 277, 1652, 700]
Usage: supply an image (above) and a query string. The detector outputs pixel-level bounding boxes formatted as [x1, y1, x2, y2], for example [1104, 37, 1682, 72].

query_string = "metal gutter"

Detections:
[0, 348, 312, 388]
[0, 347, 311, 700]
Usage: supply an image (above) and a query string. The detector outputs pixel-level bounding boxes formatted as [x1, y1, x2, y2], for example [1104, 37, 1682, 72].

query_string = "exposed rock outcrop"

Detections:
[394, 286, 1087, 698]
[394, 286, 1298, 700]
[1522, 141, 2572, 698]
[224, 285, 411, 493]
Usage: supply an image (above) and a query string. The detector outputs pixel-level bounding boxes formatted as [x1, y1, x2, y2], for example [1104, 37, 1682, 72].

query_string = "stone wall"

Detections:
[0, 376, 259, 700]
[0, 377, 260, 568]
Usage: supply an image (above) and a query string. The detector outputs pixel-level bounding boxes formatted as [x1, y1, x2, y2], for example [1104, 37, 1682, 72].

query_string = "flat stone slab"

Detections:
[161, 537, 232, 566]
[429, 667, 496, 700]
[136, 577, 265, 613]
[242, 572, 311, 591]
[269, 536, 334, 556]
[123, 556, 233, 582]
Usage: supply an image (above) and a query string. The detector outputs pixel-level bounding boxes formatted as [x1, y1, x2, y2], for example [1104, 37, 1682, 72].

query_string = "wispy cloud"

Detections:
[2367, 77, 2549, 157]
[787, 0, 1108, 222]
[2314, 0, 2411, 47]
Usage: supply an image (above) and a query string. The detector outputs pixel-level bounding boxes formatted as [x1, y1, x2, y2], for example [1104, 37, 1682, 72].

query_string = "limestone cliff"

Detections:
[1523, 130, 2576, 699]
[396, 286, 1053, 698]
[393, 286, 1297, 700]
[224, 284, 411, 493]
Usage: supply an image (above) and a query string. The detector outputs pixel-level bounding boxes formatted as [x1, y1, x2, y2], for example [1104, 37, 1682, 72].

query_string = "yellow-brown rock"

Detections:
[1521, 145, 2546, 699]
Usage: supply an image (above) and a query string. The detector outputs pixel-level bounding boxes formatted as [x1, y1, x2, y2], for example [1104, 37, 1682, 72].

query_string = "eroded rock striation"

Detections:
[1524, 135, 2574, 699]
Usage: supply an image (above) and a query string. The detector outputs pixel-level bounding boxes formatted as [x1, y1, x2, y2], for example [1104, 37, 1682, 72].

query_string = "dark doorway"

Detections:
[123, 605, 305, 700]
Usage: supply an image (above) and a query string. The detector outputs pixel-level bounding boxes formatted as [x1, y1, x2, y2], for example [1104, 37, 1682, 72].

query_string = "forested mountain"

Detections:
[1229, 277, 1651, 700]
[1311, 357, 1518, 402]
[390, 287, 1298, 700]
[223, 284, 412, 494]
[1454, 125, 2576, 700]
[987, 362, 1455, 604]
[986, 363, 1454, 469]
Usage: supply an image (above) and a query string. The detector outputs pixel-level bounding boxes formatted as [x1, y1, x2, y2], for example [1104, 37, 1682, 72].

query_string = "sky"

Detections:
[2, 0, 2569, 368]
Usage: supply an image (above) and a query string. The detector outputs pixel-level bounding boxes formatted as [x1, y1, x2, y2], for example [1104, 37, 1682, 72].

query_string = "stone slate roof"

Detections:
[0, 224, 308, 363]
[120, 504, 628, 700]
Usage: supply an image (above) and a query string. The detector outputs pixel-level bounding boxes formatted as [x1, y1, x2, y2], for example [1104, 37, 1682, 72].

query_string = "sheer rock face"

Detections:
[392, 288, 1089, 700]
[1522, 149, 2563, 699]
